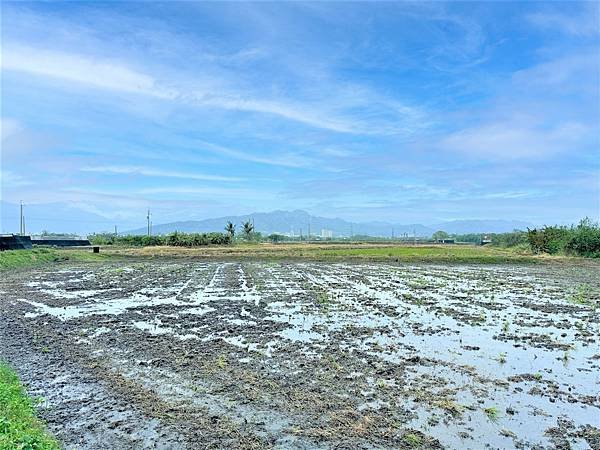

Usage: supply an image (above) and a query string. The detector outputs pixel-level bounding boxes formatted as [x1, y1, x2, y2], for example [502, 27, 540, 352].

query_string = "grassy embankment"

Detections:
[3, 243, 590, 268]
[0, 362, 59, 450]
[101, 242, 552, 264]
[0, 247, 107, 270]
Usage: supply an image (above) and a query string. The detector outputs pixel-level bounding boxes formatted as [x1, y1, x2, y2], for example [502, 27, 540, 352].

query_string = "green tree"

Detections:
[432, 230, 449, 242]
[268, 233, 284, 243]
[242, 221, 255, 239]
[225, 221, 236, 238]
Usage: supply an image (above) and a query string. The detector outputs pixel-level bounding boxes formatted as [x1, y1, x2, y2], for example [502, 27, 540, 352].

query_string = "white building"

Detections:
[321, 229, 333, 238]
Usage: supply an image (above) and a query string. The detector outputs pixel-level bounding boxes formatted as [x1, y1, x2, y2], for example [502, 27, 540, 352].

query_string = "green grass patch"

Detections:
[402, 432, 423, 447]
[569, 284, 596, 306]
[0, 362, 60, 450]
[313, 245, 538, 263]
[0, 248, 107, 271]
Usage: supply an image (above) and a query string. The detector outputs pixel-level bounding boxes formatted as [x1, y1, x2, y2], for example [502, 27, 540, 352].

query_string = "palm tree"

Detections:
[225, 221, 235, 238]
[242, 220, 254, 239]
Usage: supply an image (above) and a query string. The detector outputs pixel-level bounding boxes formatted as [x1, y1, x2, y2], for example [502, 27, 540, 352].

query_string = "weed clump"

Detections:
[403, 432, 423, 447]
[484, 406, 500, 422]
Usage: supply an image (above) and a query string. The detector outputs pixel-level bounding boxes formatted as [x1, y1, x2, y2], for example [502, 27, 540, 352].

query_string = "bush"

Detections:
[89, 232, 231, 247]
[268, 233, 285, 243]
[161, 232, 231, 247]
[527, 226, 570, 254]
[490, 231, 527, 248]
[564, 218, 600, 257]
[453, 233, 483, 244]
[526, 218, 600, 257]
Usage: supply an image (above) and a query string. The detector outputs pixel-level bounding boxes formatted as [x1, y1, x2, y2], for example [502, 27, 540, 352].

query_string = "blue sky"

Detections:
[1, 1, 599, 231]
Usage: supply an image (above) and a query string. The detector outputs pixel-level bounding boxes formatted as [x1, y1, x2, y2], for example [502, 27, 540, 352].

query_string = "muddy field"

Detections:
[1, 260, 599, 449]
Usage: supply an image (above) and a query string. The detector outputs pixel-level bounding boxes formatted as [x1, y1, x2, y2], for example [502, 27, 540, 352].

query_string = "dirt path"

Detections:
[1, 260, 598, 449]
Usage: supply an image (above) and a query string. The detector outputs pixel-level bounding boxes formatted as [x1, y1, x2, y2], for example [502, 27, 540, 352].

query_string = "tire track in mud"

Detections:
[0, 315, 187, 449]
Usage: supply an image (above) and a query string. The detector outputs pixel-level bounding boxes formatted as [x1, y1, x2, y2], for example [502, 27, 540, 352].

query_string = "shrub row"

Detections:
[453, 218, 599, 257]
[526, 218, 600, 257]
[452, 231, 528, 246]
[89, 231, 231, 247]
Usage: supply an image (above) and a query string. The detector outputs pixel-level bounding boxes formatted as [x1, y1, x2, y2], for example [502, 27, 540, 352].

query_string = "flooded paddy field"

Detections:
[1, 260, 599, 449]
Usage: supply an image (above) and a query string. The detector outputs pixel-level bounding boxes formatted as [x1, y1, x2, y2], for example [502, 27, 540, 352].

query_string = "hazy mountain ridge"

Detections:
[125, 210, 534, 237]
[0, 202, 536, 237]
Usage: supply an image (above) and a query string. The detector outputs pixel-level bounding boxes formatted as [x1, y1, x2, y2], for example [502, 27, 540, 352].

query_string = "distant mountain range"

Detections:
[125, 209, 534, 238]
[0, 201, 535, 237]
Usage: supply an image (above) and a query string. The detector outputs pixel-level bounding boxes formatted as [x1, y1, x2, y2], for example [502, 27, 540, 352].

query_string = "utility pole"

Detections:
[413, 228, 416, 245]
[19, 201, 24, 235]
[300, 227, 303, 241]
[308, 219, 311, 242]
[114, 225, 118, 236]
[147, 210, 151, 236]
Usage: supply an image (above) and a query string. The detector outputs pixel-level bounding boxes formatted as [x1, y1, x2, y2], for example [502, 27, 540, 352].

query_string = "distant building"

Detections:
[481, 235, 492, 245]
[321, 229, 333, 239]
[434, 238, 455, 244]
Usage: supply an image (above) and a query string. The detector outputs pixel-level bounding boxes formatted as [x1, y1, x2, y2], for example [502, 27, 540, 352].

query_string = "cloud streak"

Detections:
[527, 5, 600, 37]
[80, 165, 241, 182]
[1, 42, 425, 136]
[2, 44, 176, 99]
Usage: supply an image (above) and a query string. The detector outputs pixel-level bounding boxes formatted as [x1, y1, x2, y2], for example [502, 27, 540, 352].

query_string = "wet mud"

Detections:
[1, 260, 599, 449]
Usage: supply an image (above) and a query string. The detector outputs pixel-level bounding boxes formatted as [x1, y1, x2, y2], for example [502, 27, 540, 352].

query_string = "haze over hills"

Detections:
[125, 210, 534, 237]
[0, 201, 536, 237]
[0, 201, 128, 236]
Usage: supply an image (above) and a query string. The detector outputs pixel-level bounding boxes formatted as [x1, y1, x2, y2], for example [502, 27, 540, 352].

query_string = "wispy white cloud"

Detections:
[137, 186, 277, 200]
[439, 121, 592, 160]
[0, 117, 22, 141]
[511, 51, 599, 91]
[2, 44, 177, 99]
[435, 49, 599, 160]
[80, 165, 240, 182]
[1, 41, 426, 136]
[197, 96, 357, 134]
[195, 140, 313, 168]
[0, 169, 33, 187]
[527, 5, 600, 37]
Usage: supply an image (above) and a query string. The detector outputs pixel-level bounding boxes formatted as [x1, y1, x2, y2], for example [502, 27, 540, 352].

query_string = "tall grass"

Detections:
[0, 249, 64, 270]
[0, 362, 60, 450]
[0, 248, 105, 270]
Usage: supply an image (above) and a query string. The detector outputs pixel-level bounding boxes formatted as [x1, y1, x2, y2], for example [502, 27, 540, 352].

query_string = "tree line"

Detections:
[89, 220, 261, 247]
[89, 232, 231, 247]
[89, 217, 600, 257]
[450, 218, 600, 257]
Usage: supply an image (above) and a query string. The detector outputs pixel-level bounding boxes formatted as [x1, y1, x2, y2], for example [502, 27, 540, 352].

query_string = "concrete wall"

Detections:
[0, 235, 33, 250]
[31, 239, 91, 247]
